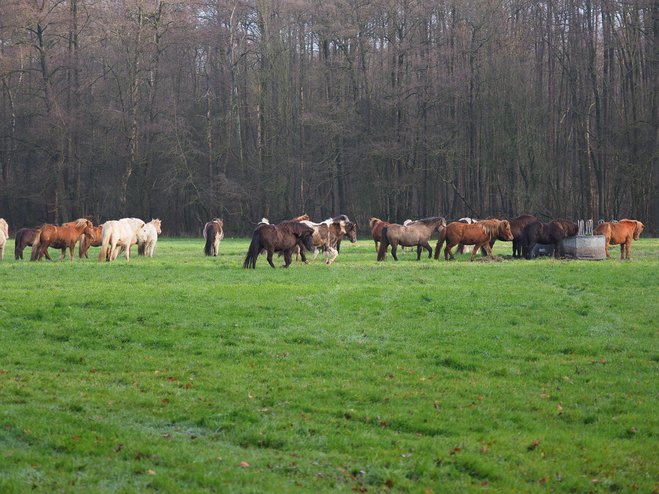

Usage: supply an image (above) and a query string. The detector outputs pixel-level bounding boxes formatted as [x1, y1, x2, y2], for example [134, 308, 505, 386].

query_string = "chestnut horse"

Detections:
[30, 218, 96, 261]
[15, 228, 40, 260]
[435, 219, 514, 261]
[369, 218, 390, 253]
[139, 219, 162, 257]
[244, 221, 315, 268]
[593, 219, 644, 259]
[377, 217, 446, 261]
[78, 225, 104, 258]
[521, 220, 578, 260]
[0, 218, 8, 262]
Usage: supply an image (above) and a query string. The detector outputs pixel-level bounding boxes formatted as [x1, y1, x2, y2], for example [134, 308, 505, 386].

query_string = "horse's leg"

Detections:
[69, 246, 75, 261]
[58, 248, 66, 261]
[445, 241, 456, 261]
[374, 240, 379, 253]
[329, 247, 338, 264]
[43, 248, 54, 261]
[483, 242, 494, 260]
[391, 243, 398, 261]
[267, 250, 276, 268]
[604, 238, 610, 258]
[419, 242, 432, 259]
[283, 250, 292, 267]
[623, 240, 630, 260]
[469, 243, 484, 261]
[526, 241, 536, 260]
[312, 247, 321, 262]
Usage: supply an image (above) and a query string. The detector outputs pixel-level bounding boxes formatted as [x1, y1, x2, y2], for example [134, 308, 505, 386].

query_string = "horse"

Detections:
[332, 215, 351, 253]
[139, 219, 162, 257]
[435, 219, 514, 261]
[299, 219, 333, 263]
[521, 220, 578, 260]
[243, 221, 315, 269]
[14, 228, 39, 260]
[455, 217, 481, 255]
[593, 219, 644, 259]
[203, 218, 223, 256]
[30, 219, 96, 261]
[114, 218, 149, 258]
[369, 218, 390, 253]
[0, 219, 8, 262]
[377, 217, 446, 261]
[301, 218, 358, 264]
[98, 218, 146, 262]
[78, 224, 104, 258]
[328, 219, 357, 259]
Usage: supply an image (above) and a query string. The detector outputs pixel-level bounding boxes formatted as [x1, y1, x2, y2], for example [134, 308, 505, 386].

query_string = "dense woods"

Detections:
[1, 0, 658, 235]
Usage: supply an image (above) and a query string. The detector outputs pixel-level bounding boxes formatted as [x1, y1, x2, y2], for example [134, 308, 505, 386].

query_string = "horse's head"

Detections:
[633, 220, 644, 240]
[345, 222, 357, 242]
[77, 218, 96, 239]
[500, 220, 514, 241]
[152, 219, 163, 234]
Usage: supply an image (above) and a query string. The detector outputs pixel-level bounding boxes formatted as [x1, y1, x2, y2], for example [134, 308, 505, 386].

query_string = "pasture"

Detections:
[1, 237, 658, 493]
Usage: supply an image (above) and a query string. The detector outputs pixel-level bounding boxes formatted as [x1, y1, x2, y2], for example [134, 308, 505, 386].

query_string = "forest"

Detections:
[1, 0, 659, 235]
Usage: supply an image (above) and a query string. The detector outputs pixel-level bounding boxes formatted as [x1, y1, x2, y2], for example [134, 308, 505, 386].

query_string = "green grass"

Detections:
[1, 237, 658, 493]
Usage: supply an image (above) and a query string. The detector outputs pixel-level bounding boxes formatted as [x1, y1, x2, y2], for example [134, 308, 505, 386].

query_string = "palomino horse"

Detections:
[377, 217, 446, 261]
[369, 218, 390, 253]
[139, 219, 162, 257]
[78, 225, 104, 258]
[0, 219, 8, 262]
[30, 219, 96, 261]
[115, 218, 148, 258]
[593, 219, 644, 259]
[99, 218, 146, 262]
[244, 221, 315, 268]
[203, 218, 224, 256]
[521, 220, 578, 260]
[435, 219, 514, 261]
[15, 228, 39, 260]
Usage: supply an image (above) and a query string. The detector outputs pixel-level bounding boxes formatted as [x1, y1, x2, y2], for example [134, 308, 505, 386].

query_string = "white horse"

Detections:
[138, 219, 162, 257]
[99, 218, 146, 262]
[0, 218, 8, 262]
[203, 218, 223, 256]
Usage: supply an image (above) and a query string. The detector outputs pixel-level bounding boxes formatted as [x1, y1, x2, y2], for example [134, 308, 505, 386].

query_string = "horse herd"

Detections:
[0, 213, 645, 266]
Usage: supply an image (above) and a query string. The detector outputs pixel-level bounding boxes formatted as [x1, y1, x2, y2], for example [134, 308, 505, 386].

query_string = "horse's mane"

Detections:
[74, 218, 89, 228]
[211, 218, 223, 227]
[370, 217, 384, 230]
[290, 214, 309, 222]
[478, 219, 507, 236]
[619, 219, 644, 236]
[280, 221, 311, 235]
[415, 216, 444, 225]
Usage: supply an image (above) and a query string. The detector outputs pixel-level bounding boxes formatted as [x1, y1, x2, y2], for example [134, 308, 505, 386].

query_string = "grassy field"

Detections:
[1, 236, 658, 493]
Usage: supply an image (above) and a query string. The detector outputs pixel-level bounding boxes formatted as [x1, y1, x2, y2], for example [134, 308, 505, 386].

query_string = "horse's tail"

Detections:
[434, 227, 447, 259]
[204, 225, 214, 256]
[15, 230, 23, 260]
[29, 230, 42, 261]
[99, 228, 110, 262]
[377, 226, 390, 261]
[243, 230, 261, 269]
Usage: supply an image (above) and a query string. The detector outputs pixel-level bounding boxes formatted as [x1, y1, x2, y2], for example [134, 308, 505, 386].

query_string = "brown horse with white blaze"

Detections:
[435, 219, 513, 261]
[593, 219, 644, 259]
[377, 217, 446, 261]
[30, 218, 96, 261]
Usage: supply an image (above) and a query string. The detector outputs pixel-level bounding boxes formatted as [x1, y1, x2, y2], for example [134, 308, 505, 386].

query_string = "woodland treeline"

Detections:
[1, 0, 659, 235]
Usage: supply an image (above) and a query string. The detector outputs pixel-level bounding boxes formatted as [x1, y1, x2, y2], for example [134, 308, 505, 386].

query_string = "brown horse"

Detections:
[369, 218, 390, 253]
[377, 217, 446, 261]
[485, 214, 538, 257]
[14, 228, 40, 260]
[521, 220, 578, 260]
[30, 218, 96, 261]
[244, 221, 315, 268]
[79, 224, 104, 258]
[203, 218, 224, 256]
[593, 219, 644, 259]
[435, 219, 514, 261]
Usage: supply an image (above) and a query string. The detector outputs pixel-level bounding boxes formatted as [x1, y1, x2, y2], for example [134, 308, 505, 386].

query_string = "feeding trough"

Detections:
[531, 219, 606, 260]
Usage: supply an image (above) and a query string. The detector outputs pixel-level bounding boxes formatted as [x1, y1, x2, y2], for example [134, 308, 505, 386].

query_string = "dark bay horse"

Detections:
[486, 214, 538, 258]
[244, 221, 315, 268]
[79, 225, 104, 258]
[14, 228, 40, 260]
[369, 218, 390, 253]
[203, 218, 224, 256]
[30, 218, 96, 261]
[522, 220, 578, 259]
[435, 219, 514, 261]
[377, 217, 446, 261]
[593, 219, 644, 259]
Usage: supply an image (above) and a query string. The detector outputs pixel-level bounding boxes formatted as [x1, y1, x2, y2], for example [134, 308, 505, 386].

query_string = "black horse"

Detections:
[244, 221, 315, 268]
[522, 220, 579, 259]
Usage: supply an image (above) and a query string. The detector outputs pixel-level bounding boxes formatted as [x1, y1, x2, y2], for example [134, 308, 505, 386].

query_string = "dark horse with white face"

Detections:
[377, 217, 446, 261]
[244, 221, 315, 268]
[522, 220, 579, 259]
